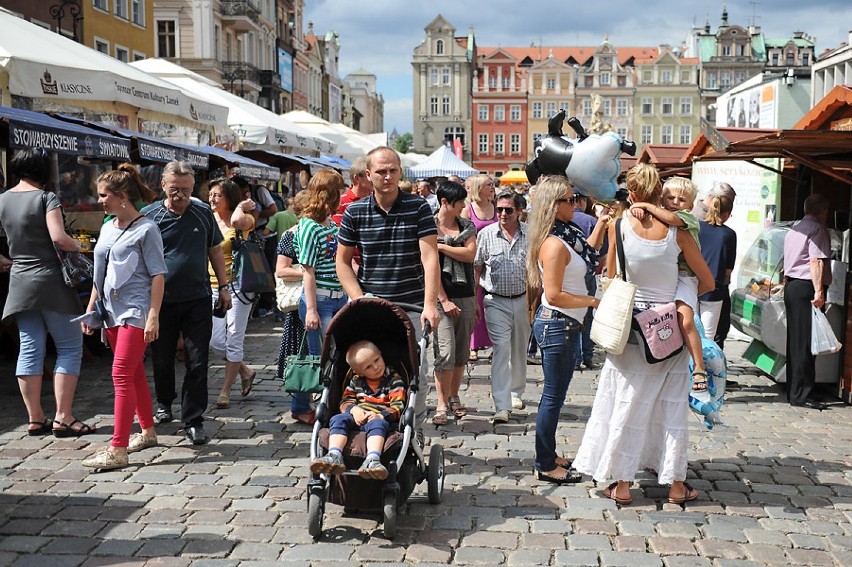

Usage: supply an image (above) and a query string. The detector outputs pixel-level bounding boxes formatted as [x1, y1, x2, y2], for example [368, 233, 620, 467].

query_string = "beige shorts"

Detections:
[433, 295, 477, 371]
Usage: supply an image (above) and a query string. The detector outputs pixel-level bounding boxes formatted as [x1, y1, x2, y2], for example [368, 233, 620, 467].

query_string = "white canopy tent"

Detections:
[0, 8, 227, 135]
[282, 110, 380, 161]
[406, 144, 479, 179]
[131, 59, 335, 154]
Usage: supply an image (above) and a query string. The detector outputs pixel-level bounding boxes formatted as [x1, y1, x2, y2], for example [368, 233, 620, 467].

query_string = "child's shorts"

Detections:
[675, 274, 699, 311]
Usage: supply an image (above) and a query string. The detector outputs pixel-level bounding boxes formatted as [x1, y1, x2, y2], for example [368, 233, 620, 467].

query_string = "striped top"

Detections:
[340, 368, 407, 422]
[338, 191, 437, 306]
[294, 217, 342, 290]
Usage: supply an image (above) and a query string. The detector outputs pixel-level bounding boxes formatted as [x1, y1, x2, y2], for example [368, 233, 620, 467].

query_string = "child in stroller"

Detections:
[309, 340, 406, 480]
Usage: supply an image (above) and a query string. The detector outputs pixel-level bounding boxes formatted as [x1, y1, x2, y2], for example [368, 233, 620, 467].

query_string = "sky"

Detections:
[304, 0, 852, 135]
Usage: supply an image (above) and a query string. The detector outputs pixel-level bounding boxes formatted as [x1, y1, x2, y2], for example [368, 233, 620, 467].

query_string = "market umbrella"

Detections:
[499, 170, 529, 185]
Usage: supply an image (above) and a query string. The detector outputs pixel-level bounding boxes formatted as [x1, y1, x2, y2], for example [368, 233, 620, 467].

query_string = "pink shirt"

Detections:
[783, 214, 831, 284]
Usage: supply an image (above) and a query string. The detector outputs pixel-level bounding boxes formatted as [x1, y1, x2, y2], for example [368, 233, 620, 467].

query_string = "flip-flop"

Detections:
[691, 370, 708, 392]
[241, 370, 256, 397]
[603, 482, 632, 505]
[215, 395, 230, 409]
[667, 482, 699, 504]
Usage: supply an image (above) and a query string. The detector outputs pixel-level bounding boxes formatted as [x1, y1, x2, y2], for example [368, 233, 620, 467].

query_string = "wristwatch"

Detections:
[218, 284, 228, 291]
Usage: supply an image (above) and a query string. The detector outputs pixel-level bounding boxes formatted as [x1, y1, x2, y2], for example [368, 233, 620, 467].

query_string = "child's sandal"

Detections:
[691, 370, 708, 392]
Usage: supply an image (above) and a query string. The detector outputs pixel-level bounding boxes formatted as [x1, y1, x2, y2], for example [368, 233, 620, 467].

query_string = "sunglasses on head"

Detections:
[496, 206, 515, 214]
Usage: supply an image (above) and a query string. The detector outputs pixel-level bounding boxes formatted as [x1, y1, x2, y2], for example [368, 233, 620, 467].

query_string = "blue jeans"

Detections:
[532, 308, 581, 472]
[329, 412, 391, 439]
[293, 291, 347, 414]
[16, 310, 83, 376]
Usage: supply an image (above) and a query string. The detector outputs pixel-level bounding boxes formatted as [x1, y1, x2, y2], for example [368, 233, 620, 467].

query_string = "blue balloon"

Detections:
[688, 316, 727, 429]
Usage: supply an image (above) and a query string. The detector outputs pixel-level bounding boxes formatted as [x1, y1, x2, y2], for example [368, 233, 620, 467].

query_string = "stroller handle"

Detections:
[392, 302, 432, 336]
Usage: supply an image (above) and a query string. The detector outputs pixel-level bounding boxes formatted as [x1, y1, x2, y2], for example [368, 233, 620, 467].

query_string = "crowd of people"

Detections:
[1, 145, 778, 506]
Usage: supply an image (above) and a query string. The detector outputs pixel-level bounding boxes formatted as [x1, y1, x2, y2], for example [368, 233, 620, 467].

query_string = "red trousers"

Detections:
[105, 325, 154, 448]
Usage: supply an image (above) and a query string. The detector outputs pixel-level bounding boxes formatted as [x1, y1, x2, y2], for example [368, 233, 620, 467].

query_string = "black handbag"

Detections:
[41, 193, 94, 289]
[283, 331, 323, 394]
[229, 230, 275, 303]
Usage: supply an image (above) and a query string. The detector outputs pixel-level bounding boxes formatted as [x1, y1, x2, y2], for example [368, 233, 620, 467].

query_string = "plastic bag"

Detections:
[811, 305, 841, 355]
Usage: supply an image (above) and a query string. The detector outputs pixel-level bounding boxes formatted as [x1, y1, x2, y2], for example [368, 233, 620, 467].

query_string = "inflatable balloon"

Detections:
[525, 110, 637, 201]
[688, 315, 727, 429]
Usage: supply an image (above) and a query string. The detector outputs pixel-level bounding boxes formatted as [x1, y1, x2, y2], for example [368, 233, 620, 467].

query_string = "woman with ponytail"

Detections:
[697, 194, 736, 344]
[81, 163, 166, 470]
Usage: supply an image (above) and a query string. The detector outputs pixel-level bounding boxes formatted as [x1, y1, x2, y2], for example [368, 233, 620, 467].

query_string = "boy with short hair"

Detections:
[629, 177, 709, 391]
[309, 340, 406, 480]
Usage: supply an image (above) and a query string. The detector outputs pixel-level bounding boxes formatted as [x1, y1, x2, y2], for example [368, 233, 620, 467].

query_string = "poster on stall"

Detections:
[692, 157, 782, 288]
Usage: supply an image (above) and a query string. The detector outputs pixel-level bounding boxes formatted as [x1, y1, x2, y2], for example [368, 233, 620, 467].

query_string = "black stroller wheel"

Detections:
[307, 492, 325, 540]
[382, 492, 398, 539]
[427, 444, 445, 504]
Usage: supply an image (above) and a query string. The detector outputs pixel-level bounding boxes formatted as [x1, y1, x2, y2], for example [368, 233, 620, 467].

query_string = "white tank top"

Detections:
[539, 237, 588, 321]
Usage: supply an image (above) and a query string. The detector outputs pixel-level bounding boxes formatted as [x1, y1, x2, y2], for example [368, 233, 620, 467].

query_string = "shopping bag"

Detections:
[591, 277, 636, 354]
[811, 305, 841, 355]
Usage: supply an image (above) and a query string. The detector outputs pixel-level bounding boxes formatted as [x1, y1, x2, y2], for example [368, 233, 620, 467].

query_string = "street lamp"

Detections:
[50, 0, 84, 43]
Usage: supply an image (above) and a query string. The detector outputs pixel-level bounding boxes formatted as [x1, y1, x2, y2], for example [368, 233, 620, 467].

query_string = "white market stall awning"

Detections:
[406, 145, 478, 179]
[0, 8, 227, 131]
[283, 110, 380, 160]
[131, 59, 335, 154]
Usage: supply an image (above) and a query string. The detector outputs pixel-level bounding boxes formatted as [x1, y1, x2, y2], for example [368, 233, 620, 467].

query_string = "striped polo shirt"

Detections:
[338, 191, 437, 307]
[294, 217, 342, 290]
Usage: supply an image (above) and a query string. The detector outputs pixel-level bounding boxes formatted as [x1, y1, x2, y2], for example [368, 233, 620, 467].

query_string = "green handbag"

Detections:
[283, 331, 323, 394]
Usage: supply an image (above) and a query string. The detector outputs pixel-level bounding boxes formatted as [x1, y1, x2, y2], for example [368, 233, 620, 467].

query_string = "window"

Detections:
[583, 99, 592, 115]
[478, 133, 488, 154]
[679, 125, 692, 144]
[156, 20, 176, 57]
[532, 102, 542, 119]
[510, 134, 521, 154]
[546, 78, 556, 90]
[94, 38, 109, 54]
[441, 96, 450, 115]
[442, 67, 450, 85]
[435, 39, 444, 55]
[616, 99, 627, 116]
[510, 105, 521, 121]
[430, 68, 438, 85]
[661, 70, 672, 83]
[488, 77, 497, 88]
[114, 0, 127, 19]
[661, 125, 673, 144]
[707, 72, 717, 89]
[641, 97, 653, 115]
[720, 71, 731, 89]
[494, 105, 505, 121]
[772, 53, 779, 66]
[444, 127, 465, 147]
[478, 105, 489, 121]
[502, 77, 510, 89]
[93, 0, 107, 10]
[680, 97, 692, 115]
[643, 70, 652, 83]
[546, 102, 557, 116]
[661, 97, 673, 115]
[617, 75, 626, 87]
[430, 97, 438, 115]
[494, 134, 504, 154]
[115, 45, 129, 62]
[786, 52, 795, 66]
[803, 53, 809, 66]
[533, 133, 543, 143]
[133, 51, 146, 61]
[641, 125, 652, 144]
[722, 44, 731, 56]
[603, 99, 611, 116]
[131, 0, 144, 25]
[600, 72, 610, 85]
[681, 69, 691, 82]
[735, 71, 745, 85]
[738, 44, 746, 56]
[584, 76, 593, 87]
[561, 101, 571, 113]
[616, 127, 628, 138]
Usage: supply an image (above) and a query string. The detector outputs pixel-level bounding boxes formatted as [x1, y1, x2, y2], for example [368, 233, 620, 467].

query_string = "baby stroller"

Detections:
[307, 297, 444, 539]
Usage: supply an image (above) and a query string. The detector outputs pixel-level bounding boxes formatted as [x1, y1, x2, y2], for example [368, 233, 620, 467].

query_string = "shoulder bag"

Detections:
[42, 193, 94, 289]
[590, 219, 637, 354]
[275, 272, 302, 313]
[283, 330, 323, 394]
[229, 229, 275, 304]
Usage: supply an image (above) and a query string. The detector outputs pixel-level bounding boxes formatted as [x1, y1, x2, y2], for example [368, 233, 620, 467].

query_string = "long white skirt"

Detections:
[573, 343, 690, 485]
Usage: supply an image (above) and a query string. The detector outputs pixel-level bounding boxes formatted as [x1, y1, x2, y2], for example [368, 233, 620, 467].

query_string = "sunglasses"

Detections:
[556, 196, 579, 205]
[496, 206, 515, 214]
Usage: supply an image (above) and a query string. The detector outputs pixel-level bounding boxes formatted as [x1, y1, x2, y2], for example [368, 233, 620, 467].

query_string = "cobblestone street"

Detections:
[1, 317, 851, 566]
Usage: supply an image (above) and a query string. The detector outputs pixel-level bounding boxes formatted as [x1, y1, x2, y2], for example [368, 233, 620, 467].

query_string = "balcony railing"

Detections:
[222, 61, 261, 92]
[220, 0, 260, 24]
[259, 70, 281, 88]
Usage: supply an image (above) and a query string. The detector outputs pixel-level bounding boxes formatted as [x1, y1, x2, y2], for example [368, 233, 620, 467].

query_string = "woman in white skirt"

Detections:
[572, 164, 714, 505]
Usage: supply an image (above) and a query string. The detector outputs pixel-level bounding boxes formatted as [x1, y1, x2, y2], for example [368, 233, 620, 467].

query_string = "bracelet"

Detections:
[218, 284, 228, 291]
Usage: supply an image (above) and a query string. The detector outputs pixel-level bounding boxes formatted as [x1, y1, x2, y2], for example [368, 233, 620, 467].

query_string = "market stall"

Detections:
[406, 144, 478, 180]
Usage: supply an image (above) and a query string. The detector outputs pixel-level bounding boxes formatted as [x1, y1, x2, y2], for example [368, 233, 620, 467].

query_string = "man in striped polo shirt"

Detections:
[336, 146, 441, 426]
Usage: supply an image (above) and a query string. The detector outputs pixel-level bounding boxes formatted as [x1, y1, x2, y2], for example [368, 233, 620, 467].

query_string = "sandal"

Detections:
[240, 370, 256, 397]
[53, 419, 96, 438]
[468, 350, 478, 362]
[691, 370, 708, 392]
[555, 455, 572, 469]
[448, 396, 468, 418]
[432, 408, 449, 426]
[27, 418, 52, 436]
[667, 482, 699, 504]
[291, 409, 316, 425]
[215, 395, 230, 409]
[603, 481, 633, 505]
[534, 465, 582, 484]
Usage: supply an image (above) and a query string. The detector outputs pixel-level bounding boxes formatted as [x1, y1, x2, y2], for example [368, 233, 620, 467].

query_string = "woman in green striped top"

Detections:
[294, 169, 348, 354]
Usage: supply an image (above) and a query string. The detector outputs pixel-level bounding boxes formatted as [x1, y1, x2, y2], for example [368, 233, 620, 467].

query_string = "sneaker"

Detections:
[526, 355, 542, 365]
[358, 457, 388, 480]
[310, 451, 345, 475]
[254, 308, 273, 318]
[82, 449, 129, 471]
[127, 433, 157, 453]
[511, 394, 525, 410]
[491, 409, 511, 424]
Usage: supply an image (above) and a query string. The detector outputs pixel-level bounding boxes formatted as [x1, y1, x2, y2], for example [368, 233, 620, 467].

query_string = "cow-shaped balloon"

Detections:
[525, 110, 637, 201]
[688, 315, 727, 430]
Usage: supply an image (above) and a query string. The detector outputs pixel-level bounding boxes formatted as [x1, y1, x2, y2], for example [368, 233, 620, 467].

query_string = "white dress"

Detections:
[573, 221, 691, 485]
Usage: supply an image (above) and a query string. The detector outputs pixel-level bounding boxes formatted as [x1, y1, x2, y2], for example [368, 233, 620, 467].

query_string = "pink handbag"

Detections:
[631, 302, 684, 363]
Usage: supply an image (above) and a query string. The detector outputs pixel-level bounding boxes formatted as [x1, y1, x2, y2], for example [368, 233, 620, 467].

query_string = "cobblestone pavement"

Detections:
[1, 317, 851, 566]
